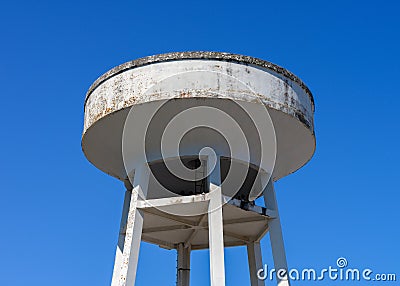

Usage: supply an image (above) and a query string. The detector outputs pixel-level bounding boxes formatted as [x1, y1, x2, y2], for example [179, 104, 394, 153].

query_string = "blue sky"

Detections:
[1, 0, 399, 285]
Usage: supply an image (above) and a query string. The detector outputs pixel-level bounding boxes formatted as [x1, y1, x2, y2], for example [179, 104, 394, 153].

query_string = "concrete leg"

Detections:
[263, 178, 290, 286]
[207, 157, 225, 286]
[177, 243, 191, 286]
[247, 242, 265, 286]
[111, 165, 150, 286]
[111, 189, 132, 285]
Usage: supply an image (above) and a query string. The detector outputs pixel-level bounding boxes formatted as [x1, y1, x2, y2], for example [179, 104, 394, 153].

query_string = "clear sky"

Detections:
[1, 0, 399, 285]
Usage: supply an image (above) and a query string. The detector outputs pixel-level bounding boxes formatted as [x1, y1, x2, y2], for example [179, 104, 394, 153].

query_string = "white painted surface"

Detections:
[247, 242, 265, 286]
[84, 59, 313, 134]
[117, 165, 150, 286]
[207, 157, 226, 286]
[111, 190, 131, 285]
[263, 178, 290, 286]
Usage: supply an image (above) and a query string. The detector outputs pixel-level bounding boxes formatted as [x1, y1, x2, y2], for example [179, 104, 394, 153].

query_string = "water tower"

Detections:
[82, 52, 315, 286]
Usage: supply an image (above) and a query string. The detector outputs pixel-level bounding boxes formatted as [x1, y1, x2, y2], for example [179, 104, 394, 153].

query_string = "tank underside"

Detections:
[137, 194, 271, 250]
[82, 98, 315, 183]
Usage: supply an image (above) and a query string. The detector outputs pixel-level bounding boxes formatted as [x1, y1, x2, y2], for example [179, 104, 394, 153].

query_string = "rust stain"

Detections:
[179, 91, 192, 98]
[123, 97, 137, 108]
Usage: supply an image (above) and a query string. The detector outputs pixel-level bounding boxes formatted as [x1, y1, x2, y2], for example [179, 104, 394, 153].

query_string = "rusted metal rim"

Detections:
[84, 51, 315, 110]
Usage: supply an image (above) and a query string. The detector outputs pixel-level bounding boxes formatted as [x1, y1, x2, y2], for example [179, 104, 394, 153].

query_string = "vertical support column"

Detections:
[207, 156, 226, 286]
[177, 243, 191, 286]
[263, 177, 290, 286]
[111, 164, 150, 286]
[247, 242, 265, 286]
[111, 189, 132, 285]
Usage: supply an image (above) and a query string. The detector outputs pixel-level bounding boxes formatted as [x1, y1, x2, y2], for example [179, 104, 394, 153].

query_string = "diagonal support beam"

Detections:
[184, 214, 207, 248]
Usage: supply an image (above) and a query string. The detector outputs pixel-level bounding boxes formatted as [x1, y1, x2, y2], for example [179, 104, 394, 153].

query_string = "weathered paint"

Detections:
[85, 52, 314, 106]
[83, 53, 314, 135]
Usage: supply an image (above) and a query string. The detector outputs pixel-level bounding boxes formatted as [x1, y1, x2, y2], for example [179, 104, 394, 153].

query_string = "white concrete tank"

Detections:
[82, 52, 315, 286]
